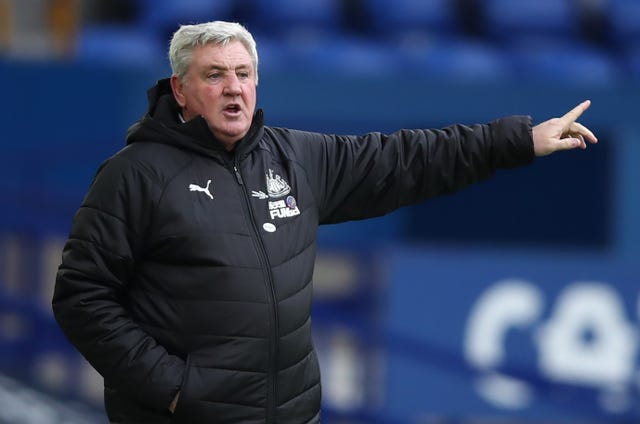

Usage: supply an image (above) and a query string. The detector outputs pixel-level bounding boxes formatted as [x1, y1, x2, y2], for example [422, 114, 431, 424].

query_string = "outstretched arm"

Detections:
[284, 115, 534, 224]
[533, 100, 598, 156]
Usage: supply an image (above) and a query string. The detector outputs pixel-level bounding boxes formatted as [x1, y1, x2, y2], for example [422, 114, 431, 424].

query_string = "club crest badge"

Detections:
[266, 169, 290, 198]
[252, 169, 291, 199]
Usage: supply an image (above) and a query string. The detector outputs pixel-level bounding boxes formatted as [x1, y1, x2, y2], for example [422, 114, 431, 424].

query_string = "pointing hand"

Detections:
[532, 100, 598, 157]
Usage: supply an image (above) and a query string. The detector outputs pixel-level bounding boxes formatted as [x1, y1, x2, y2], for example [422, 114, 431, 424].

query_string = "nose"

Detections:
[223, 74, 242, 96]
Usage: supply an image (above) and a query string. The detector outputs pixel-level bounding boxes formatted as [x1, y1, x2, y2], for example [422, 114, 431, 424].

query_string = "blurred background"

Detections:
[0, 0, 639, 423]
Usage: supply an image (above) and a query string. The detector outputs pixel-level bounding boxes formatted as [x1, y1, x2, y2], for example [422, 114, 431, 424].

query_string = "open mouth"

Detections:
[224, 104, 241, 114]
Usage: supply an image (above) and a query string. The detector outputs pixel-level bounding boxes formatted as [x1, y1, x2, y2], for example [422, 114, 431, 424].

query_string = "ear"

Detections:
[170, 75, 186, 107]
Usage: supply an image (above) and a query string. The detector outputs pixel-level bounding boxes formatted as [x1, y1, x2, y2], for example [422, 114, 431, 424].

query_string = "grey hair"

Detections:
[169, 21, 259, 85]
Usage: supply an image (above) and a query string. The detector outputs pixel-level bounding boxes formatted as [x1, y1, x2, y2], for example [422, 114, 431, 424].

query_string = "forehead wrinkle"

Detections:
[189, 42, 255, 77]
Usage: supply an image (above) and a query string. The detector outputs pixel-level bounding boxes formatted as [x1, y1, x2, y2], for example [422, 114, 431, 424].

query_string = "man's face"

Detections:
[171, 41, 257, 149]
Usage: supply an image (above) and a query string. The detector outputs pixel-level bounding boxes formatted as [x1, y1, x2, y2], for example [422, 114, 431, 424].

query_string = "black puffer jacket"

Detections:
[52, 79, 534, 423]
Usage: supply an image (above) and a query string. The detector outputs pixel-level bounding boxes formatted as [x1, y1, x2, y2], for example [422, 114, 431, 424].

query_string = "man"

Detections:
[52, 21, 597, 424]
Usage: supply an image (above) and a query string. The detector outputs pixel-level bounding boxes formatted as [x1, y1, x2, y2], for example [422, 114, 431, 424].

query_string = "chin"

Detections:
[227, 125, 251, 138]
[216, 128, 249, 143]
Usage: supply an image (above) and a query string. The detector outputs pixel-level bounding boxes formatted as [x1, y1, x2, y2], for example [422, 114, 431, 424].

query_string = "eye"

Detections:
[238, 71, 250, 79]
[207, 73, 221, 80]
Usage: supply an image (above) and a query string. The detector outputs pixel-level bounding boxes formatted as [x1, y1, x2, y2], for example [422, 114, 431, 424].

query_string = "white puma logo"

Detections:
[189, 179, 213, 200]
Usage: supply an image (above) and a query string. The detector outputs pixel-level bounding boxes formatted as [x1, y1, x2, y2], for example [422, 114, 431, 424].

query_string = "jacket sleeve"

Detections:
[52, 154, 184, 412]
[296, 115, 534, 224]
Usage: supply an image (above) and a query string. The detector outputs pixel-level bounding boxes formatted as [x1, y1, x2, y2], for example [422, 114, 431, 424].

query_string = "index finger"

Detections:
[561, 100, 591, 124]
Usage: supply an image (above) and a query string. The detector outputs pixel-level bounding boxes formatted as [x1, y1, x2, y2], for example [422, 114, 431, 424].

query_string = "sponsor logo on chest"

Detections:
[268, 196, 300, 219]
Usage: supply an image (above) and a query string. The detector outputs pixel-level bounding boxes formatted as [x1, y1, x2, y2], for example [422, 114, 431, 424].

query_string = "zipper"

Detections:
[232, 159, 279, 423]
[233, 164, 243, 185]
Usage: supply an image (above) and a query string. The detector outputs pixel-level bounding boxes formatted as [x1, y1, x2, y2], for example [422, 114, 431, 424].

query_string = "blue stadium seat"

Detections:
[625, 43, 640, 79]
[481, 0, 579, 45]
[279, 36, 400, 75]
[253, 36, 291, 74]
[252, 0, 342, 39]
[398, 39, 512, 81]
[75, 25, 165, 67]
[365, 0, 458, 41]
[138, 0, 233, 30]
[509, 42, 619, 85]
[607, 0, 640, 46]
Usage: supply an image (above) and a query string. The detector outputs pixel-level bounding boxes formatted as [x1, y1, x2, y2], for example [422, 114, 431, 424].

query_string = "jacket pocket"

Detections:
[105, 385, 171, 424]
[169, 354, 193, 421]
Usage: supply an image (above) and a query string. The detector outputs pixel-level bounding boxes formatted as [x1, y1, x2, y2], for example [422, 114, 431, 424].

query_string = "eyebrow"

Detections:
[205, 63, 252, 72]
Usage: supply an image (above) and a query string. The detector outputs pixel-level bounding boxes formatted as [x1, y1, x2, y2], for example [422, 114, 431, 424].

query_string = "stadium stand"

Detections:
[607, 0, 640, 47]
[480, 0, 580, 45]
[252, 0, 342, 39]
[138, 0, 234, 30]
[75, 25, 164, 66]
[364, 0, 459, 42]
